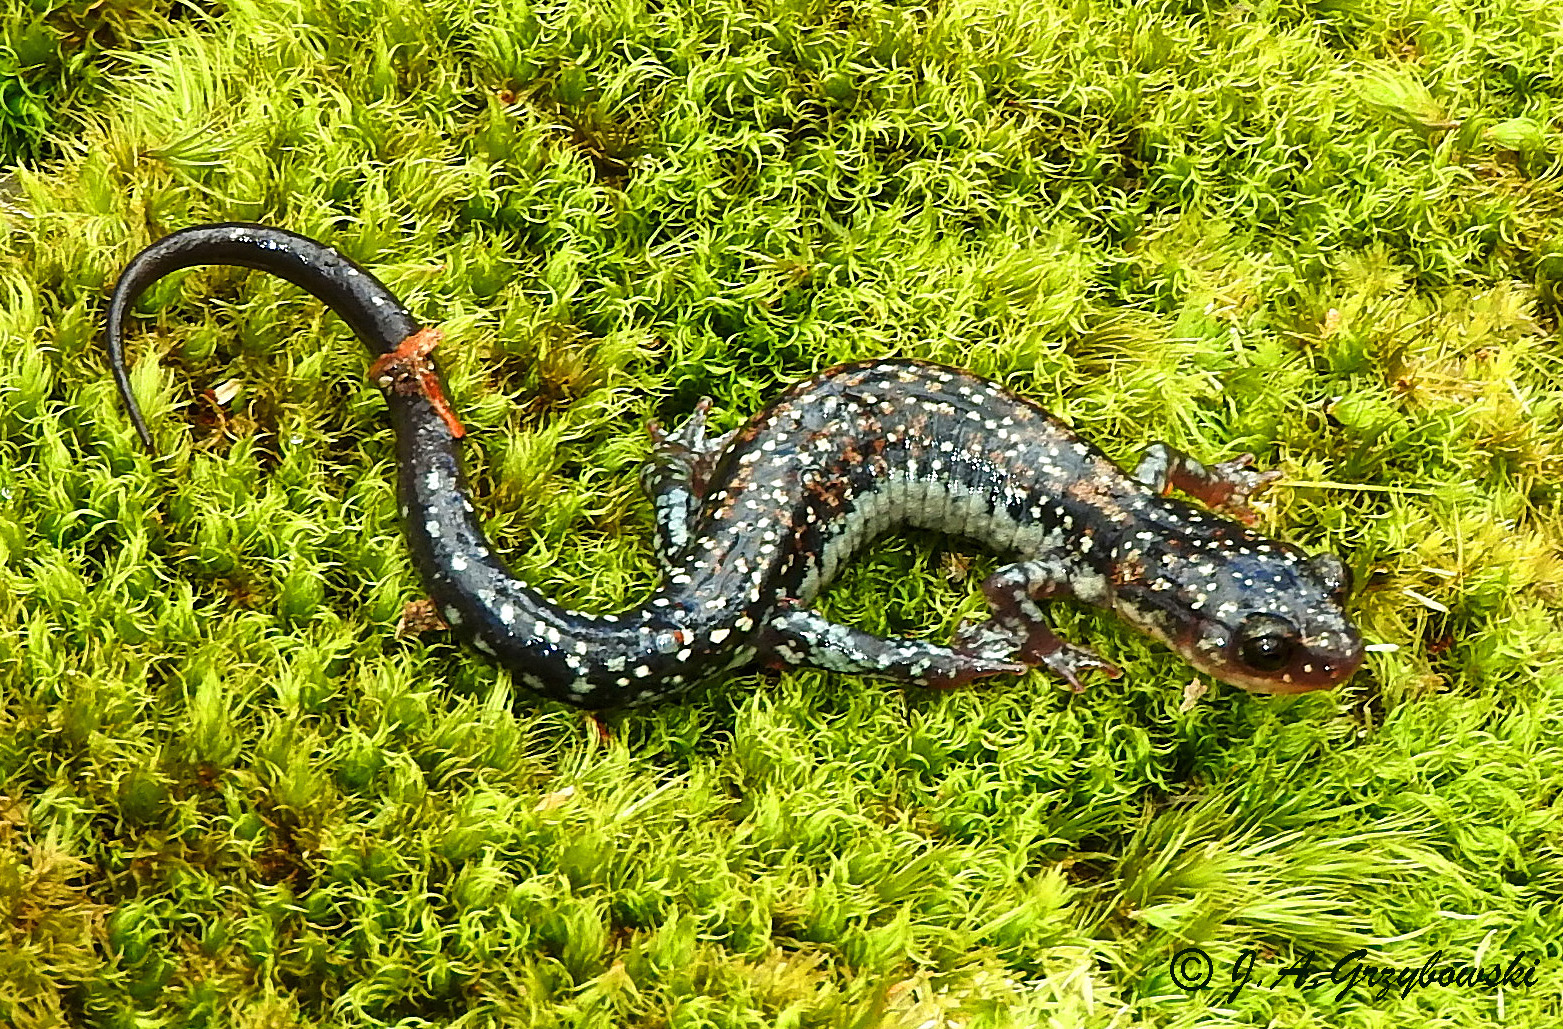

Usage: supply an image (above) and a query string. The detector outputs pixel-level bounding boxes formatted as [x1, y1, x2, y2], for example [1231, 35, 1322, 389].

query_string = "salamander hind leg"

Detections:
[641, 397, 736, 567]
[1132, 443, 1282, 526]
[759, 608, 1026, 689]
[955, 558, 1122, 692]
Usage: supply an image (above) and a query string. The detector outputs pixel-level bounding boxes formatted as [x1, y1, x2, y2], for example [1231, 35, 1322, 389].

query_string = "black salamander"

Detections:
[106, 224, 1365, 709]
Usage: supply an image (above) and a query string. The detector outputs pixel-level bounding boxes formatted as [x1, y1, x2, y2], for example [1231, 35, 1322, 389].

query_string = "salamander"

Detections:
[105, 223, 1365, 709]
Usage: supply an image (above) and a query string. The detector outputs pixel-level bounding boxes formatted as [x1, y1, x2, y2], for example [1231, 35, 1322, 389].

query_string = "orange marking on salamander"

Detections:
[368, 327, 467, 439]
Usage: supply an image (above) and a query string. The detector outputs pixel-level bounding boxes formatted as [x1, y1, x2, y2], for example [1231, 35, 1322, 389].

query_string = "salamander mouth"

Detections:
[1201, 635, 1365, 693]
[1168, 620, 1365, 693]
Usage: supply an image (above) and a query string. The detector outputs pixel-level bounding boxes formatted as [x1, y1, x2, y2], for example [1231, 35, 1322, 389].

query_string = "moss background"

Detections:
[2, 0, 1561, 1025]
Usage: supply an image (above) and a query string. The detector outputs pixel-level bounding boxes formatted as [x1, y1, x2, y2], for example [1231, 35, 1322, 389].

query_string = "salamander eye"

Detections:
[1307, 553, 1352, 601]
[1237, 613, 1299, 672]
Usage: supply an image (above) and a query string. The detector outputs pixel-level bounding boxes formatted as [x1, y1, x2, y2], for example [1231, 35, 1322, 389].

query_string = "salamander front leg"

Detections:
[954, 557, 1122, 691]
[759, 608, 1026, 688]
[1132, 443, 1281, 526]
[641, 397, 736, 568]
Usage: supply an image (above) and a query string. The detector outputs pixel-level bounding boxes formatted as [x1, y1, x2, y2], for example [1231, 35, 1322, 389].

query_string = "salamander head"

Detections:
[1112, 528, 1364, 693]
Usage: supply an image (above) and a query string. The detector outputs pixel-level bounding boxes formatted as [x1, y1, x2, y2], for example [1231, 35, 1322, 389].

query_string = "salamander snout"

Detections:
[1224, 609, 1365, 693]
[1185, 550, 1365, 693]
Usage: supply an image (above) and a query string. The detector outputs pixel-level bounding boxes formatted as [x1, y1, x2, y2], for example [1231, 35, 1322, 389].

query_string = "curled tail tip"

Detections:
[131, 413, 156, 451]
[106, 301, 160, 454]
[109, 361, 158, 452]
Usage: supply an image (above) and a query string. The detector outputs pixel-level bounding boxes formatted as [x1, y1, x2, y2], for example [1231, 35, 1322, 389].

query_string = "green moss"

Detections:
[1, 0, 1561, 1025]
